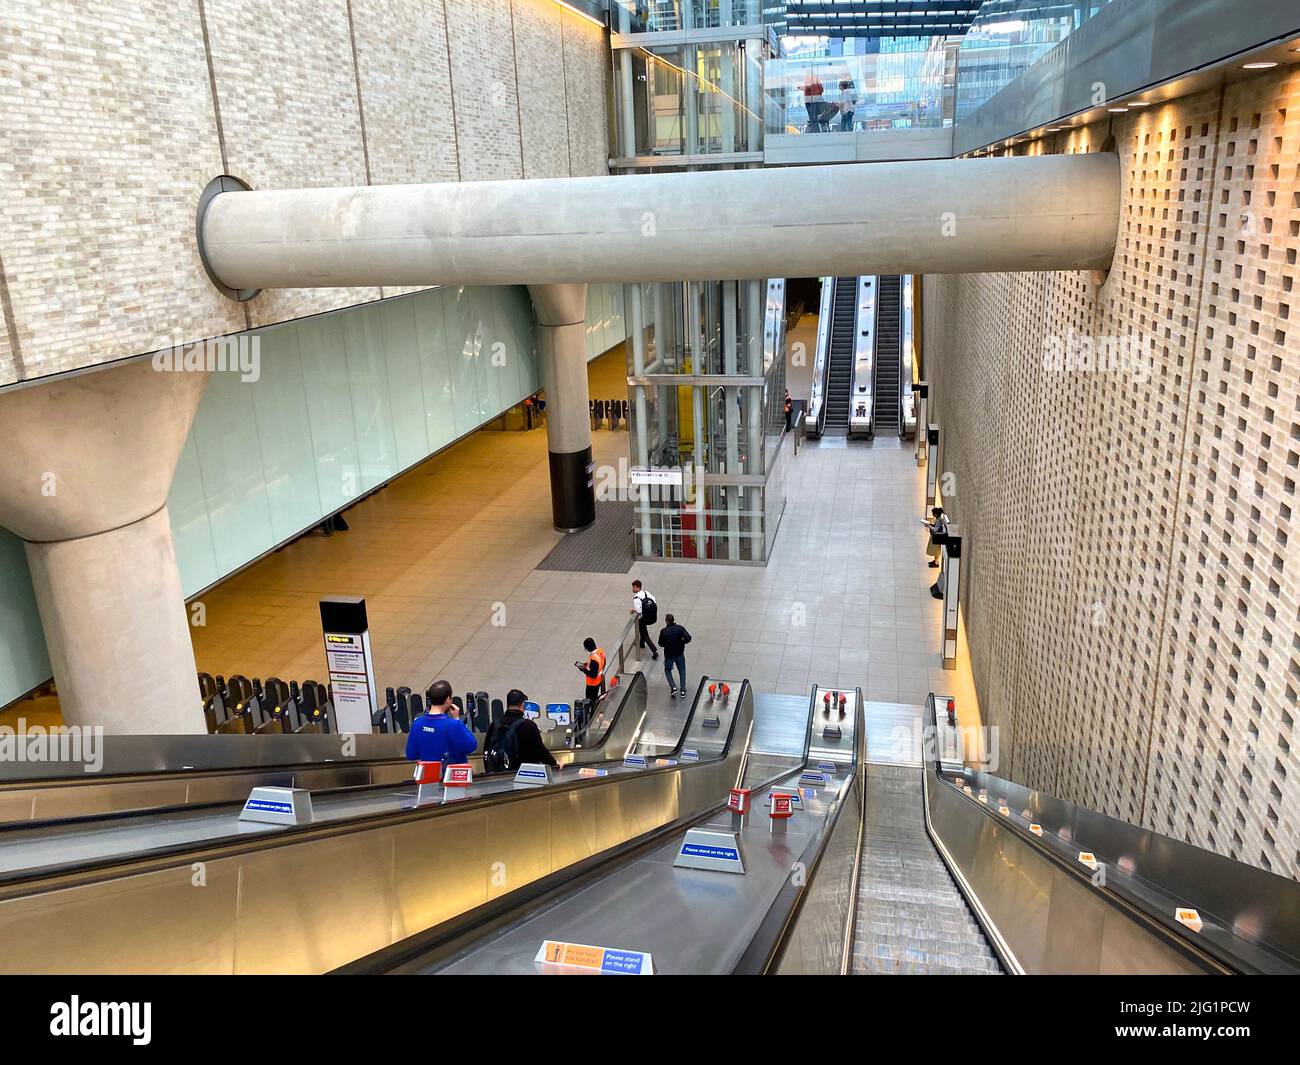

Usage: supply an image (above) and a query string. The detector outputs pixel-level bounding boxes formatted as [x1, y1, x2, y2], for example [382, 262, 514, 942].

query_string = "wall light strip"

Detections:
[552, 0, 605, 29]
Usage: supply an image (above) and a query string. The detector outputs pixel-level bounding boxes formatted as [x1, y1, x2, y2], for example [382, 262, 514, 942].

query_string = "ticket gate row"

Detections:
[200, 673, 337, 735]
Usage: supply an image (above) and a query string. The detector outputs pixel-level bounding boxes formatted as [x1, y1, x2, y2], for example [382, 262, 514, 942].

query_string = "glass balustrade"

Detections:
[611, 0, 769, 35]
[764, 43, 953, 136]
[954, 0, 1117, 121]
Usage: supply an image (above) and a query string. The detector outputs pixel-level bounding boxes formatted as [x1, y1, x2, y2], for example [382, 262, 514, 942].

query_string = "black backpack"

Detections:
[639, 592, 658, 625]
[484, 717, 526, 773]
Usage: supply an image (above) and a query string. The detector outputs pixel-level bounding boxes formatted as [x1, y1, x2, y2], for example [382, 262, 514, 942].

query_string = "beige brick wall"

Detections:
[513, 0, 568, 179]
[924, 68, 1300, 880]
[203, 0, 381, 328]
[562, 9, 611, 176]
[445, 0, 524, 182]
[0, 269, 15, 382]
[0, 0, 246, 382]
[0, 0, 612, 388]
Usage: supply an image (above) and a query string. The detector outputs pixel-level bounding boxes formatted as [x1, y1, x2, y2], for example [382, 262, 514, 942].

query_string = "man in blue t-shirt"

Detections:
[406, 679, 478, 764]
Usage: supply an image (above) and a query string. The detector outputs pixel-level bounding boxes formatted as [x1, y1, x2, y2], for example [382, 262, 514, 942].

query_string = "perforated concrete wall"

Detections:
[924, 68, 1300, 880]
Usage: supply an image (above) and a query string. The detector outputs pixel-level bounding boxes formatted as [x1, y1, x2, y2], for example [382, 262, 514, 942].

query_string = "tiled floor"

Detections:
[187, 390, 983, 729]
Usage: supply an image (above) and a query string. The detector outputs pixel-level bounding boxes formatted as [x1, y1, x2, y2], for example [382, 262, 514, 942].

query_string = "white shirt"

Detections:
[632, 590, 652, 616]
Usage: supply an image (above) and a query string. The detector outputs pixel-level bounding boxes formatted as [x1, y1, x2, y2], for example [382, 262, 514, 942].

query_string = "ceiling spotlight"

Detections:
[1242, 61, 1279, 69]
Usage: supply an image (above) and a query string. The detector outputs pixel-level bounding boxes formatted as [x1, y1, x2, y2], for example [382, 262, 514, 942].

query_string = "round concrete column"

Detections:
[0, 359, 209, 734]
[25, 508, 201, 733]
[529, 284, 595, 532]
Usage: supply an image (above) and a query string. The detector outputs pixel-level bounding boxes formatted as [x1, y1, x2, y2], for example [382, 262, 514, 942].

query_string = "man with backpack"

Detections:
[630, 579, 659, 662]
[657, 613, 692, 698]
[483, 689, 560, 774]
[406, 679, 478, 765]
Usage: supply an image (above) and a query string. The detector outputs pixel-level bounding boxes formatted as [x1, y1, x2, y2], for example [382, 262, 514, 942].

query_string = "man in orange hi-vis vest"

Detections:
[575, 636, 606, 710]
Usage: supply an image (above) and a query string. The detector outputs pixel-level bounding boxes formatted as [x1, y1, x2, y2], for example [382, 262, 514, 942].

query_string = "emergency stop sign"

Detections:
[727, 787, 751, 815]
[413, 761, 443, 784]
[770, 792, 795, 819]
[444, 764, 473, 787]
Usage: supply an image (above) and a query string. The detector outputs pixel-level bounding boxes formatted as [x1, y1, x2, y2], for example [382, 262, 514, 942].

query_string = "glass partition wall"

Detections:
[622, 280, 787, 563]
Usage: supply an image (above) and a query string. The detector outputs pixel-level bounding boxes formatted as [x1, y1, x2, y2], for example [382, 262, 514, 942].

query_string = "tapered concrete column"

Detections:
[0, 359, 209, 734]
[529, 284, 595, 532]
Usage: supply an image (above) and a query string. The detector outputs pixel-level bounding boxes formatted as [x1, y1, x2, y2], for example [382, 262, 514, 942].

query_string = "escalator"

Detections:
[347, 684, 858, 975]
[852, 763, 1000, 974]
[0, 672, 742, 974]
[871, 275, 902, 438]
[354, 683, 1300, 976]
[799, 695, 1300, 975]
[822, 277, 857, 434]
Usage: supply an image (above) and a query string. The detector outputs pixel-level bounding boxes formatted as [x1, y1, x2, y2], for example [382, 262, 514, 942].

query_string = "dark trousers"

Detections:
[637, 618, 658, 657]
[664, 654, 686, 692]
[581, 682, 604, 710]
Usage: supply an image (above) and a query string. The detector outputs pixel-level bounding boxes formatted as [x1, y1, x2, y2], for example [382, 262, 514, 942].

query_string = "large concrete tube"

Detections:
[201, 154, 1121, 291]
[0, 359, 209, 733]
[529, 284, 595, 532]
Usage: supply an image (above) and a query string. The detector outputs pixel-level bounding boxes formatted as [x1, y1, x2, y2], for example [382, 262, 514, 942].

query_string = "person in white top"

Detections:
[838, 79, 857, 132]
[630, 579, 659, 662]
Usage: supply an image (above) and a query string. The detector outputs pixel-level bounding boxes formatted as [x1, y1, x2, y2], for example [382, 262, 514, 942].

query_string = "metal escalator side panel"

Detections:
[335, 681, 761, 975]
[0, 686, 761, 975]
[809, 277, 835, 437]
[576, 670, 648, 758]
[921, 765, 1214, 975]
[918, 701, 1249, 974]
[11, 681, 651, 832]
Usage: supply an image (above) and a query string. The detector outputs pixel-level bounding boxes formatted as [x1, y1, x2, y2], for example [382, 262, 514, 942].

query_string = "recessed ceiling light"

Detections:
[1129, 101, 1150, 107]
[1047, 127, 1063, 132]
[1242, 61, 1278, 69]
[1108, 107, 1129, 113]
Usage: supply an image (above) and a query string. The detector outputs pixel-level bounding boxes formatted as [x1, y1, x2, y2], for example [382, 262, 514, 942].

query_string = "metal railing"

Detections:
[611, 613, 642, 679]
[921, 695, 1300, 974]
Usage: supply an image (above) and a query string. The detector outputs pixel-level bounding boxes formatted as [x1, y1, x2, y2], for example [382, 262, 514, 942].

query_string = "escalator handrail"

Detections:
[921, 697, 1300, 974]
[898, 275, 914, 430]
[839, 687, 868, 974]
[2, 670, 652, 843]
[811, 276, 833, 436]
[567, 667, 646, 752]
[0, 673, 670, 892]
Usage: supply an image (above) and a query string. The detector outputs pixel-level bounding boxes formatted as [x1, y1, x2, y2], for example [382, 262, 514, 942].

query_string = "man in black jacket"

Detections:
[657, 613, 692, 698]
[483, 689, 560, 773]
